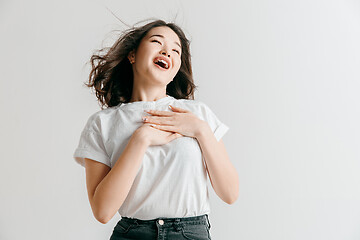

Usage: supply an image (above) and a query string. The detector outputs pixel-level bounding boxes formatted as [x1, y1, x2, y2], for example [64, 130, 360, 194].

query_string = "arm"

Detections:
[88, 130, 149, 224]
[195, 122, 239, 204]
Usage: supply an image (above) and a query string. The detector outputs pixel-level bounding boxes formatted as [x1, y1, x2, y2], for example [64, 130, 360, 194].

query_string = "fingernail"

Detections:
[168, 105, 172, 109]
[142, 117, 147, 121]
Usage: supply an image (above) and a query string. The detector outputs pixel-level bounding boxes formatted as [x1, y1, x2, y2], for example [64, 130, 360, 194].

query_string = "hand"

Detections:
[136, 123, 182, 146]
[142, 105, 206, 138]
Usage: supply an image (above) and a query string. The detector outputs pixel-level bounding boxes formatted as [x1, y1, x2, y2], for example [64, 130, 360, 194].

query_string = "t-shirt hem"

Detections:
[119, 210, 211, 220]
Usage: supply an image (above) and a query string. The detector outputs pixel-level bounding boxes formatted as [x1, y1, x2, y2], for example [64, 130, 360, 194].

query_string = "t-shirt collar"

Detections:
[118, 95, 174, 110]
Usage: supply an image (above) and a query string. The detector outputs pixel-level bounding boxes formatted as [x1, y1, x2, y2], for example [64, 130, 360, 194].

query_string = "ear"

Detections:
[128, 50, 135, 63]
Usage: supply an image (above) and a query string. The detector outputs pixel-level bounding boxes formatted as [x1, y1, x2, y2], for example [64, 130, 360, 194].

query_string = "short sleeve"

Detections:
[73, 114, 111, 168]
[201, 103, 230, 141]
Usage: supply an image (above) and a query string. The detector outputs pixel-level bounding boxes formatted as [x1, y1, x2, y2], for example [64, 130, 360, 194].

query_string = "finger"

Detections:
[169, 105, 189, 113]
[143, 116, 173, 125]
[175, 133, 183, 138]
[170, 132, 182, 141]
[151, 124, 176, 133]
[144, 109, 174, 116]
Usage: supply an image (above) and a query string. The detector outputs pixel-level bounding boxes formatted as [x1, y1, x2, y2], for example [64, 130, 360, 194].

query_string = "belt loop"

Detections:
[205, 214, 211, 229]
[173, 218, 182, 231]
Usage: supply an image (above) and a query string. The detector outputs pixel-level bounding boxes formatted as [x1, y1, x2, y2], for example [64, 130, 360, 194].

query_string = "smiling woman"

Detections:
[126, 26, 183, 95]
[84, 19, 196, 109]
[73, 18, 238, 240]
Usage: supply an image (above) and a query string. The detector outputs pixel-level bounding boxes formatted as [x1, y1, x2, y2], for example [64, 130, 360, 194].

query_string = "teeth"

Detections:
[155, 59, 169, 69]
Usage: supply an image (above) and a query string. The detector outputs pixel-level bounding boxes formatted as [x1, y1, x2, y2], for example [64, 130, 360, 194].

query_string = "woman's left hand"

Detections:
[143, 105, 206, 138]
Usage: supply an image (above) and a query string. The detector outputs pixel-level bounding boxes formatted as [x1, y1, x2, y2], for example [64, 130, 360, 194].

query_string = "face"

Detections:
[128, 26, 182, 84]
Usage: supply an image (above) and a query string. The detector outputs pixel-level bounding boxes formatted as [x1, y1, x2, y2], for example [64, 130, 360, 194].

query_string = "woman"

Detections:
[73, 19, 239, 240]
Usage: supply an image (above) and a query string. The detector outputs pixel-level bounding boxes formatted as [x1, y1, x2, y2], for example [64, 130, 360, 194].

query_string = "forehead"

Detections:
[145, 26, 181, 44]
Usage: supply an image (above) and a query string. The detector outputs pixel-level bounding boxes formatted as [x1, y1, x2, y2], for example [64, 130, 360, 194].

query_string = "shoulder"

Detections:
[83, 106, 119, 132]
[172, 97, 209, 110]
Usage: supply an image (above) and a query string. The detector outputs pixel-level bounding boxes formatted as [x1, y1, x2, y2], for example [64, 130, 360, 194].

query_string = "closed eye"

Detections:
[151, 39, 180, 55]
[151, 40, 161, 44]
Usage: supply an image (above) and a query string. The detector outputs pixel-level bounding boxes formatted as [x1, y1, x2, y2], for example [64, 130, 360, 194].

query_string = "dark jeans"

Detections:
[109, 214, 212, 240]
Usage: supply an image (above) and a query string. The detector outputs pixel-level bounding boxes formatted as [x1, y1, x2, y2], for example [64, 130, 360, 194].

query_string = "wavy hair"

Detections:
[84, 19, 197, 110]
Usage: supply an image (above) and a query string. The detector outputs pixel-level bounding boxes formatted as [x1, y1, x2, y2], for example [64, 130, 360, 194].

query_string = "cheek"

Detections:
[173, 58, 181, 71]
[135, 45, 152, 62]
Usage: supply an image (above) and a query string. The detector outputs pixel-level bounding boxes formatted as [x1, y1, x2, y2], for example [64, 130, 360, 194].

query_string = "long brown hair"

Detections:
[84, 19, 197, 110]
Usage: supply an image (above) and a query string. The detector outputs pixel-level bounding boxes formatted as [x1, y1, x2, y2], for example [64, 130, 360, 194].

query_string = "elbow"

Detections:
[225, 188, 239, 205]
[95, 211, 111, 224]
[220, 192, 238, 205]
[227, 177, 240, 205]
[226, 196, 238, 205]
[96, 217, 108, 224]
[91, 197, 124, 224]
[91, 198, 117, 224]
[93, 207, 113, 224]
[98, 217, 110, 225]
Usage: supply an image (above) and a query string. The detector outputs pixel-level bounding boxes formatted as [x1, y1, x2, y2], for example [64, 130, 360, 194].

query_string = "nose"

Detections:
[160, 50, 170, 57]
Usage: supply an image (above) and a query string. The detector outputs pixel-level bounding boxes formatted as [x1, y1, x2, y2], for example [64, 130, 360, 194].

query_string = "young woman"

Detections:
[73, 19, 239, 240]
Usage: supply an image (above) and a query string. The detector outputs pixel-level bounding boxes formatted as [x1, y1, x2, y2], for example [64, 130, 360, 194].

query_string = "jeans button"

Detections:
[158, 219, 164, 225]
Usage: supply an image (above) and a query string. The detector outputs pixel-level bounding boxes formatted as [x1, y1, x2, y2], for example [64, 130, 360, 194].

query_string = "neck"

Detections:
[129, 92, 168, 103]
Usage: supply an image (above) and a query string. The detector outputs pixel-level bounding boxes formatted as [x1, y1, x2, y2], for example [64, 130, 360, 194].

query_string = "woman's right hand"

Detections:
[135, 123, 183, 146]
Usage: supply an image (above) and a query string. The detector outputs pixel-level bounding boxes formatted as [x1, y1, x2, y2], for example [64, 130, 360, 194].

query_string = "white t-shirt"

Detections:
[73, 95, 229, 220]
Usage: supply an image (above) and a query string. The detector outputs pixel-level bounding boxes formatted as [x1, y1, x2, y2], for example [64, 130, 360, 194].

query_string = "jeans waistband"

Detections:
[121, 214, 211, 229]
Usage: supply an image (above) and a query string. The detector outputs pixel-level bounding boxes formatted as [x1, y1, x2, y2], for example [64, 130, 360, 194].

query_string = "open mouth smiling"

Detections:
[153, 56, 171, 70]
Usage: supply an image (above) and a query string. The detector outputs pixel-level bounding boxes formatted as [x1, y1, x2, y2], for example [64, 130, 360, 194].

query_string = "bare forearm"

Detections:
[196, 122, 239, 204]
[93, 132, 148, 223]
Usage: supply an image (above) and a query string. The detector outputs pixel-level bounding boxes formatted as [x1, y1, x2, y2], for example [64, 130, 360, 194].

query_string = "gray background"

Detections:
[1, 0, 359, 239]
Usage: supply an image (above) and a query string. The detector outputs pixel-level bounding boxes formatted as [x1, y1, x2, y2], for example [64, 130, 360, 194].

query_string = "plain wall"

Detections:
[0, 0, 359, 239]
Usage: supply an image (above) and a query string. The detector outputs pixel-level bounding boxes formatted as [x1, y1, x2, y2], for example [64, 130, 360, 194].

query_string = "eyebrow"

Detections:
[149, 34, 181, 49]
